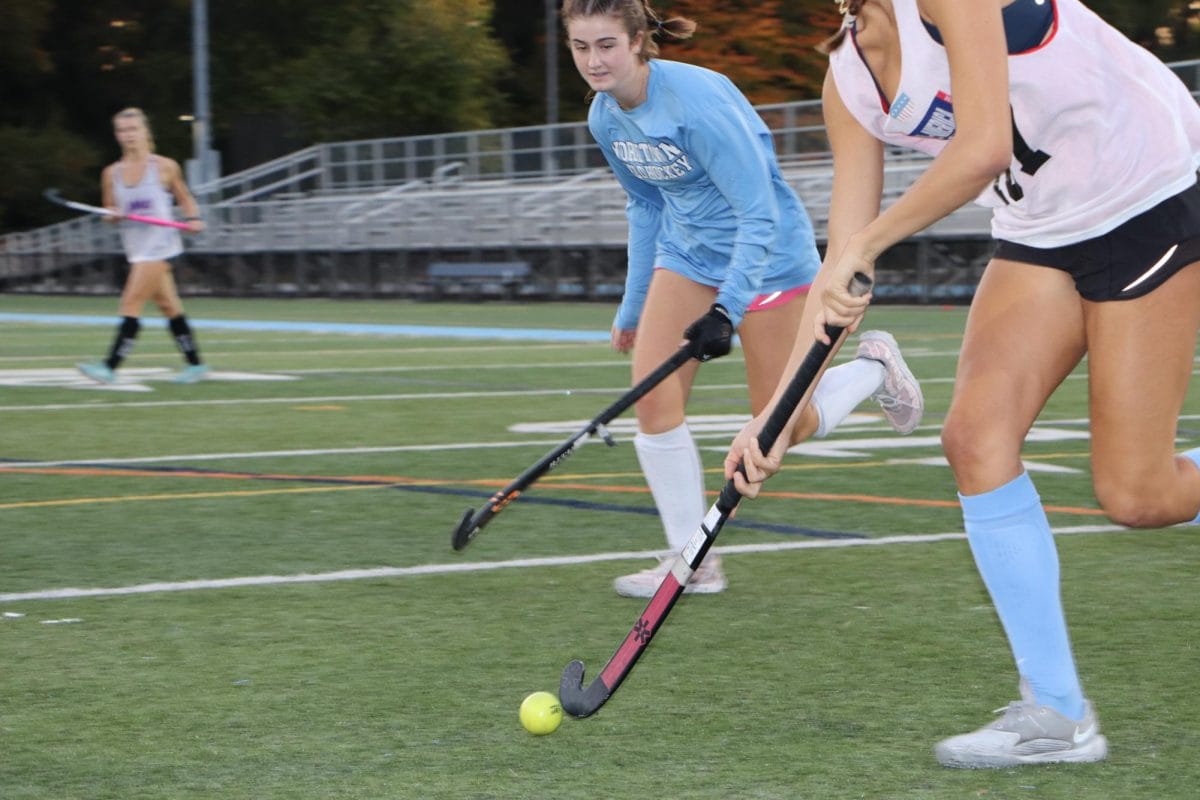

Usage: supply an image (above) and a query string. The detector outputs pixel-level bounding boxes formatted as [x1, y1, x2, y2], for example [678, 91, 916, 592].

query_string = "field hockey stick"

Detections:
[451, 343, 696, 551]
[43, 188, 194, 231]
[559, 272, 873, 719]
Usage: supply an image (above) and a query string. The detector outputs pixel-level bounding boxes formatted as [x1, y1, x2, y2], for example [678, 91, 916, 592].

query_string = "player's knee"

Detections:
[1095, 488, 1158, 528]
[940, 409, 990, 475]
[632, 389, 684, 434]
[1093, 475, 1170, 529]
[635, 410, 685, 436]
[634, 401, 683, 435]
[1099, 484, 1171, 527]
[118, 294, 144, 315]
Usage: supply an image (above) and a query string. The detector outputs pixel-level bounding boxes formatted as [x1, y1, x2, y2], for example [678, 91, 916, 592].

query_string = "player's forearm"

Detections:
[853, 139, 1007, 261]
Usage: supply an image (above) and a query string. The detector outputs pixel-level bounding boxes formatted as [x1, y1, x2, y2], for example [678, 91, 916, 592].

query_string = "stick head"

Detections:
[43, 188, 65, 205]
[559, 658, 613, 718]
[558, 659, 589, 716]
[450, 507, 478, 551]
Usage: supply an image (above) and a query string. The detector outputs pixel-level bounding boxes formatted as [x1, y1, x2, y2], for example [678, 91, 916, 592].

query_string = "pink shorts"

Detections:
[746, 285, 809, 312]
[651, 267, 809, 313]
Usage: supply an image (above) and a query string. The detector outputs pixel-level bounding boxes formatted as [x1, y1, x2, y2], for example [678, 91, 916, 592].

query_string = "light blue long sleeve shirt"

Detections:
[588, 60, 820, 329]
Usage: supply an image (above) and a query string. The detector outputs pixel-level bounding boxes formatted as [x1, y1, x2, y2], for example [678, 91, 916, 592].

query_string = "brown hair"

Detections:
[561, 0, 697, 61]
[817, 0, 867, 55]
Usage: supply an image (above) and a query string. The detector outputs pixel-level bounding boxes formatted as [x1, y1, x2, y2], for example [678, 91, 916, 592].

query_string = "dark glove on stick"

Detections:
[683, 303, 733, 362]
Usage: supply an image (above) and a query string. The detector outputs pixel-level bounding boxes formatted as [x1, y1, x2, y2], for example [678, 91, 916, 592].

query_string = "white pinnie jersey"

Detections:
[111, 156, 183, 262]
[829, 0, 1200, 247]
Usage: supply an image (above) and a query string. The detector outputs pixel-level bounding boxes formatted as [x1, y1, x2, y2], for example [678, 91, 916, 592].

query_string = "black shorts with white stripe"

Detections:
[994, 178, 1200, 302]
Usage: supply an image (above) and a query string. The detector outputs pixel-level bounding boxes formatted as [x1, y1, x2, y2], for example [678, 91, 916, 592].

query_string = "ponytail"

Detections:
[641, 1, 697, 57]
[817, 0, 866, 55]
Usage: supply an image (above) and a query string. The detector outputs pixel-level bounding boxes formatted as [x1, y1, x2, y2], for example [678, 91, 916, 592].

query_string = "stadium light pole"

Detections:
[191, 0, 215, 188]
[545, 0, 559, 126]
[544, 0, 559, 175]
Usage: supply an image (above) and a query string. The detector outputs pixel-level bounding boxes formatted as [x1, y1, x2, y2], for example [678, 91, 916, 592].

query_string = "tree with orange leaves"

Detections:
[654, 0, 845, 103]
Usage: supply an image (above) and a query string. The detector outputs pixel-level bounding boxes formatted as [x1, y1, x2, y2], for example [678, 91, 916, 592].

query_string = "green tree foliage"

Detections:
[1088, 0, 1198, 53]
[0, 0, 56, 117]
[491, 0, 567, 125]
[0, 0, 106, 228]
[0, 127, 101, 233]
[45, 1, 195, 161]
[4, 0, 510, 233]
[3, 0, 1199, 236]
[3, 0, 199, 223]
[214, 0, 509, 142]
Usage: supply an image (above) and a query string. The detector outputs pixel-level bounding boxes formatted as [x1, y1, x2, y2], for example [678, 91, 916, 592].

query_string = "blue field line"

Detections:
[0, 312, 611, 342]
[405, 484, 866, 540]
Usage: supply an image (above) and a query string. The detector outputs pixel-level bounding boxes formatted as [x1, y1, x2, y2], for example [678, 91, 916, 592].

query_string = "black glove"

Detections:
[683, 303, 733, 362]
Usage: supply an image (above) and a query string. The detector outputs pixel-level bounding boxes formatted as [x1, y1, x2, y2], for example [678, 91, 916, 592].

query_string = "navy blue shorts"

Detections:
[994, 179, 1200, 301]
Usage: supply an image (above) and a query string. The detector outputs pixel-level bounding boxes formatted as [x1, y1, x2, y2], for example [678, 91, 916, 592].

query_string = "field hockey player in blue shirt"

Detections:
[563, 0, 925, 598]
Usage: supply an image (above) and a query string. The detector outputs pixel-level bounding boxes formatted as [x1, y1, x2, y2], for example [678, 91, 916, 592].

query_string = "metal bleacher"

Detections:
[4, 59, 1198, 301]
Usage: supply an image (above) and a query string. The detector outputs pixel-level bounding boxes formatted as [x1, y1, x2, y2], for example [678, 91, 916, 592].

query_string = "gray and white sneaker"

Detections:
[935, 682, 1108, 768]
[613, 556, 726, 599]
[856, 330, 924, 434]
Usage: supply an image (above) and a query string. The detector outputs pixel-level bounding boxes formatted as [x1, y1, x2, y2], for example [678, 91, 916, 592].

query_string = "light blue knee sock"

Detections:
[960, 471, 1086, 720]
[1183, 448, 1200, 524]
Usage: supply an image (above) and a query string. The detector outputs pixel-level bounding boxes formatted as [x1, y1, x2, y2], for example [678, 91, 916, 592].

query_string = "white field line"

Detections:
[206, 342, 603, 356]
[0, 432, 807, 469]
[0, 440, 574, 469]
[0, 422, 897, 469]
[0, 373, 1118, 407]
[0, 342, 605, 364]
[257, 366, 1200, 384]
[278, 358, 666, 374]
[6, 415, 1196, 469]
[0, 525, 1126, 604]
[0, 382, 752, 413]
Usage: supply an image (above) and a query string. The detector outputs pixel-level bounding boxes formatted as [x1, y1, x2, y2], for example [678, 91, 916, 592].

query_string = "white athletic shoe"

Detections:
[935, 682, 1108, 769]
[613, 556, 727, 599]
[856, 330, 924, 435]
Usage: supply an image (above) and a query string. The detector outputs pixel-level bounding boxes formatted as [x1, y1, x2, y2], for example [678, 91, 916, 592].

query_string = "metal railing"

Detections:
[187, 56, 1200, 201]
[4, 60, 1197, 294]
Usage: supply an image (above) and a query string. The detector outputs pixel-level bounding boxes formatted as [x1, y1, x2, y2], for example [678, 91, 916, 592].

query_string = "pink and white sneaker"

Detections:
[856, 330, 924, 435]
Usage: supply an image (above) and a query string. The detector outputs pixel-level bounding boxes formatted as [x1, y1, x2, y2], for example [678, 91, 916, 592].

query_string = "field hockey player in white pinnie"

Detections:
[728, 0, 1200, 769]
[77, 107, 211, 386]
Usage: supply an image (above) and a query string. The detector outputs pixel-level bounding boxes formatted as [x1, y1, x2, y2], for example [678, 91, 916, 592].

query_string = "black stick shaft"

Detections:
[451, 344, 694, 550]
[560, 272, 872, 717]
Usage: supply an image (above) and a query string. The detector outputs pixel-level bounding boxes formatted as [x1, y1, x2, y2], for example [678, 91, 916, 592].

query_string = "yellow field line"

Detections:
[3, 450, 1098, 513]
[537, 451, 1094, 482]
[0, 483, 395, 510]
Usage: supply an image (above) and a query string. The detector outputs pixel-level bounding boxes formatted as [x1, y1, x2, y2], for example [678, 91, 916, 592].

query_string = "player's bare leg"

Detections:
[937, 260, 1102, 768]
[616, 270, 722, 597]
[1085, 261, 1200, 527]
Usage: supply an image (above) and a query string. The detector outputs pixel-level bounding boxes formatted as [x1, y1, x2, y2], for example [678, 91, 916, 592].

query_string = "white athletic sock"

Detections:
[811, 358, 885, 438]
[634, 422, 706, 551]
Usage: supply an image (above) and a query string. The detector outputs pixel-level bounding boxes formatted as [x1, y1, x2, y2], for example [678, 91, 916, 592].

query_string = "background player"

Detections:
[77, 107, 209, 385]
